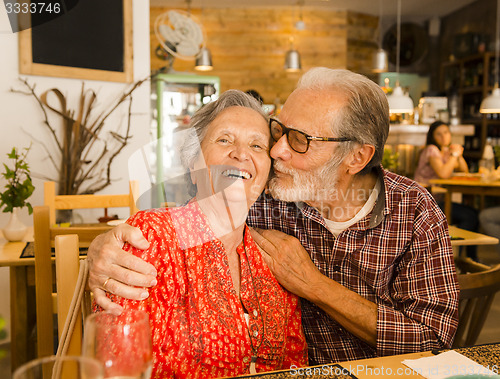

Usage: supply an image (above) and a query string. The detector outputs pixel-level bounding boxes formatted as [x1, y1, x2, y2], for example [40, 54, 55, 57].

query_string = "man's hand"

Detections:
[250, 227, 377, 346]
[249, 227, 323, 300]
[87, 223, 156, 314]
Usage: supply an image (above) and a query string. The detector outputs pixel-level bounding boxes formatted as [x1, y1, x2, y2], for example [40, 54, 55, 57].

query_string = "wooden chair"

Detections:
[453, 257, 500, 347]
[44, 180, 139, 225]
[54, 234, 89, 357]
[34, 189, 138, 358]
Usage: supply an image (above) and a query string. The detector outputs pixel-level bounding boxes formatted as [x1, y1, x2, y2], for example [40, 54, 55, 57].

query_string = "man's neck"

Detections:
[307, 172, 378, 222]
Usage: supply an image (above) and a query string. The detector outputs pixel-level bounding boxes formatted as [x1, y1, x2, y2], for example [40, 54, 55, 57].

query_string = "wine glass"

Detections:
[83, 309, 153, 379]
[13, 355, 103, 379]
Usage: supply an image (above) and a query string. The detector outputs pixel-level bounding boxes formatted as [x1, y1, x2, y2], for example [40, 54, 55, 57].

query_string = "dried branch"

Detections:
[13, 77, 148, 195]
[11, 78, 63, 152]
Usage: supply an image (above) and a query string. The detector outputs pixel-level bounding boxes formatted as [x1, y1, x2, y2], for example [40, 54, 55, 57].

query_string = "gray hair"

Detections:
[296, 68, 390, 174]
[180, 89, 268, 195]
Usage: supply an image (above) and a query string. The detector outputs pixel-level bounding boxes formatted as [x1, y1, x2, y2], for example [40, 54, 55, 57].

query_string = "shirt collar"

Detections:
[294, 165, 388, 231]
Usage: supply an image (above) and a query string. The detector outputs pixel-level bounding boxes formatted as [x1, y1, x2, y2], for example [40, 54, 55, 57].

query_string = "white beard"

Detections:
[268, 157, 342, 202]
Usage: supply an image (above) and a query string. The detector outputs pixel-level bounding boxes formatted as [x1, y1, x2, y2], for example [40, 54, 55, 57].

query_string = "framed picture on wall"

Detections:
[18, 0, 133, 82]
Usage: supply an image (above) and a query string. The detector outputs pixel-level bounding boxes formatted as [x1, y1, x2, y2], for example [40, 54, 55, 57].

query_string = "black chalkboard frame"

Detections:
[18, 0, 133, 83]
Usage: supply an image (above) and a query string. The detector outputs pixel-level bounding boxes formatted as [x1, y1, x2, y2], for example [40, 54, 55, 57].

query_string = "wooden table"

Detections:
[235, 343, 500, 378]
[449, 225, 499, 257]
[429, 176, 500, 221]
[0, 229, 35, 371]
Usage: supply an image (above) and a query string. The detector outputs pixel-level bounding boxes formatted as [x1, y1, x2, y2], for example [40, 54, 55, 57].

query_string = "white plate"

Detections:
[107, 219, 126, 226]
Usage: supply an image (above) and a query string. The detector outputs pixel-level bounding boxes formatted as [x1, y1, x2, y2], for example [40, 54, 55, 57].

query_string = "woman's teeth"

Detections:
[222, 169, 251, 179]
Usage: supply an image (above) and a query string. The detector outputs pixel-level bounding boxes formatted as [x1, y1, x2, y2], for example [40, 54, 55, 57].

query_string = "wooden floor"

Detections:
[1, 246, 499, 378]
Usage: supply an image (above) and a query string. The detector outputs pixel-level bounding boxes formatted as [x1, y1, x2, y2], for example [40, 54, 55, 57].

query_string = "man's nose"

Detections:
[270, 135, 292, 161]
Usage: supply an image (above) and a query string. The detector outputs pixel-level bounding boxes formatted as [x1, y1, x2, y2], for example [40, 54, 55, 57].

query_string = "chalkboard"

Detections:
[19, 0, 133, 82]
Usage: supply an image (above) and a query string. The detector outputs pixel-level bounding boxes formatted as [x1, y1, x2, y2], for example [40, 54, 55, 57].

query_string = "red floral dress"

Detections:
[111, 201, 307, 378]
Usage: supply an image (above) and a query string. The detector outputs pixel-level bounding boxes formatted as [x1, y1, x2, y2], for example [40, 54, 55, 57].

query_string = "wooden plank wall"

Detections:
[150, 7, 378, 104]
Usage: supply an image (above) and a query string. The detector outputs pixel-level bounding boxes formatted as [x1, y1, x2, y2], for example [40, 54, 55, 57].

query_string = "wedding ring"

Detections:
[102, 278, 111, 290]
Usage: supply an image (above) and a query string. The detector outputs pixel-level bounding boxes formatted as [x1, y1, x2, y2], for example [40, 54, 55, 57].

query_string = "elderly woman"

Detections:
[107, 90, 307, 378]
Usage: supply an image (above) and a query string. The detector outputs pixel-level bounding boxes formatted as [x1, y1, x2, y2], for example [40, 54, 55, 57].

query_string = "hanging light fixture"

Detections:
[284, 37, 301, 72]
[387, 0, 414, 114]
[194, 0, 213, 71]
[372, 0, 388, 73]
[195, 47, 213, 71]
[480, 0, 500, 113]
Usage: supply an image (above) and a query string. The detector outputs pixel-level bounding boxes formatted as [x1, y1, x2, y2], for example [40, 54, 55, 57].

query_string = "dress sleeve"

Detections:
[281, 294, 308, 369]
[109, 209, 180, 308]
[376, 200, 459, 355]
[101, 210, 180, 378]
[426, 145, 442, 159]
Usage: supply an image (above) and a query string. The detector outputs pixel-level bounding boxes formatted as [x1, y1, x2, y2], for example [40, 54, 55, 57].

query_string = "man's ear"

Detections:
[346, 144, 375, 175]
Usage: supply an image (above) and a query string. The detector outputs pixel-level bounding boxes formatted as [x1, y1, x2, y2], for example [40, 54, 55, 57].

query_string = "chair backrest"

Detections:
[33, 206, 111, 358]
[44, 180, 139, 225]
[54, 234, 88, 357]
[453, 257, 500, 348]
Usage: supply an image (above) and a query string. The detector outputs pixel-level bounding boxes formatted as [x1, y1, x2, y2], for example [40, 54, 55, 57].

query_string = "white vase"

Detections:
[2, 207, 28, 242]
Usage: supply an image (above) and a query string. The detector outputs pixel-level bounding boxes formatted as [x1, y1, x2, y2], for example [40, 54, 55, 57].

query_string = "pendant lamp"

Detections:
[195, 47, 213, 71]
[387, 0, 414, 114]
[480, 0, 500, 113]
[284, 37, 301, 72]
[194, 0, 213, 72]
[372, 0, 388, 73]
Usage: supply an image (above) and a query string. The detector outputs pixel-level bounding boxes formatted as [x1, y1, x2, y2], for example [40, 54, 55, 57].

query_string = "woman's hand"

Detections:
[87, 223, 156, 314]
[449, 144, 464, 157]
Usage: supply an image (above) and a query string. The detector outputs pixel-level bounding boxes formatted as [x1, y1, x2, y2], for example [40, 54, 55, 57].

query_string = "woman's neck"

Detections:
[196, 193, 248, 248]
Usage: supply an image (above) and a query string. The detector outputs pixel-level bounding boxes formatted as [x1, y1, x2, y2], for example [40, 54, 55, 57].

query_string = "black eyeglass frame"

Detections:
[269, 118, 352, 154]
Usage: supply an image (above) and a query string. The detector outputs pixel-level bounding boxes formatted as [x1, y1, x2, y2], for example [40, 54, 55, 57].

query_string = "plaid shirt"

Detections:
[247, 168, 459, 365]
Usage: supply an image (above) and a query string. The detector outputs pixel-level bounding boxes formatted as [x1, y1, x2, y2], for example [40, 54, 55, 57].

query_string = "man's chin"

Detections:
[268, 180, 302, 202]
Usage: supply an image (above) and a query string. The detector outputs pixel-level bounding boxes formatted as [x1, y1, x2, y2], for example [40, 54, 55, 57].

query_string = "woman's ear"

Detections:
[346, 144, 376, 175]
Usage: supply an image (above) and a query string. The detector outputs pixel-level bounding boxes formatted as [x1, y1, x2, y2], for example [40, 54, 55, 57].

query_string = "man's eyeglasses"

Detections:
[269, 118, 352, 154]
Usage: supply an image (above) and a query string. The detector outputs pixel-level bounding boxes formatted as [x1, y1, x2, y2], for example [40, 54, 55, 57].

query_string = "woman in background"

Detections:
[414, 120, 479, 260]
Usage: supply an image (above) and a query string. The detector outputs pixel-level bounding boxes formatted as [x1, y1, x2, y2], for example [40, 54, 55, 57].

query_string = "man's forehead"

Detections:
[281, 90, 345, 134]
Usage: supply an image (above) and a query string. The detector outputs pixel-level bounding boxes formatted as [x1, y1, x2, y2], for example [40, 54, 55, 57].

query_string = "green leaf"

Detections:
[0, 146, 34, 213]
[7, 147, 16, 159]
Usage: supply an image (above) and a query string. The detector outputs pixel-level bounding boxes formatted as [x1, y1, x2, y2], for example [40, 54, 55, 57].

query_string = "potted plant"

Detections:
[0, 146, 34, 241]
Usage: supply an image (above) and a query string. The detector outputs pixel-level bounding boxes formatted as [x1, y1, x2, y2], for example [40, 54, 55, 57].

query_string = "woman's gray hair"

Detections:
[296, 68, 390, 174]
[180, 89, 268, 195]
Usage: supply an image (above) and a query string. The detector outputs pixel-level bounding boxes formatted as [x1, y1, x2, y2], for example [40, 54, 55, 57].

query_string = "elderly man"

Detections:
[88, 68, 459, 365]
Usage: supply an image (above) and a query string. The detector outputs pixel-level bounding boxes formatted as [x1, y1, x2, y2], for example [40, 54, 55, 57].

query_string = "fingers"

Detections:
[99, 276, 150, 301]
[92, 287, 123, 315]
[114, 223, 150, 250]
[87, 225, 157, 303]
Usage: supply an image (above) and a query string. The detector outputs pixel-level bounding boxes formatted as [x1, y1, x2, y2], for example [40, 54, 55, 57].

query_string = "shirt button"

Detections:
[332, 265, 341, 272]
[253, 310, 258, 317]
[253, 330, 258, 337]
[243, 356, 250, 363]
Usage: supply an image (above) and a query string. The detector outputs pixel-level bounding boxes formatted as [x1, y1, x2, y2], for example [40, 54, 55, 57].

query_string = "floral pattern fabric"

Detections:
[109, 201, 307, 378]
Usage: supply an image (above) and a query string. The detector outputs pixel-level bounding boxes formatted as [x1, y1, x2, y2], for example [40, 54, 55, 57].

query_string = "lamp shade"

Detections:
[195, 47, 213, 71]
[480, 87, 500, 113]
[372, 48, 388, 73]
[387, 85, 414, 114]
[284, 49, 301, 72]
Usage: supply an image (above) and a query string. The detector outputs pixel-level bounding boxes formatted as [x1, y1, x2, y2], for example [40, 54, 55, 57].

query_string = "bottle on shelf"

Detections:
[480, 138, 496, 174]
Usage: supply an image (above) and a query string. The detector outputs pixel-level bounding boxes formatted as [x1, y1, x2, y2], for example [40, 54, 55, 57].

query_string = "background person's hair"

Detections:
[296, 68, 390, 175]
[180, 89, 268, 195]
[425, 120, 448, 149]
